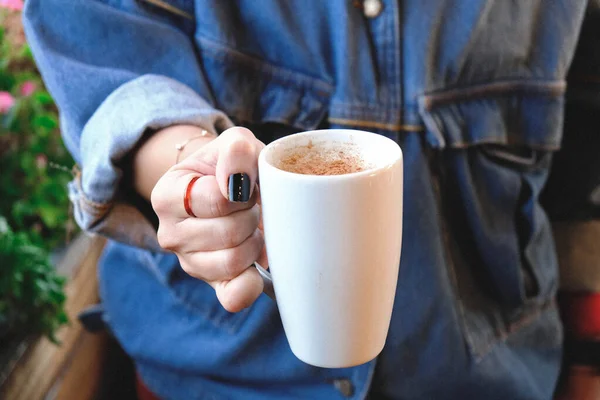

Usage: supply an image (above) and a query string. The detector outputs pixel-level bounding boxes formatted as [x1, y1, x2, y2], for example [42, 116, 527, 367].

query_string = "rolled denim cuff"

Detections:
[68, 74, 233, 250]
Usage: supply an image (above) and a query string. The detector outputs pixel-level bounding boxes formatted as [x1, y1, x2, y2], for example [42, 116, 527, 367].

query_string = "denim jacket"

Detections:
[23, 1, 600, 399]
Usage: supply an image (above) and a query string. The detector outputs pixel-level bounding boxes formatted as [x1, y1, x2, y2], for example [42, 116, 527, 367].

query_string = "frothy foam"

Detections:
[276, 141, 370, 175]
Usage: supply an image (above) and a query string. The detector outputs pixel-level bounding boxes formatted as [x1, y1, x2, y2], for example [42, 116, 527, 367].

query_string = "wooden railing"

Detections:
[0, 234, 107, 400]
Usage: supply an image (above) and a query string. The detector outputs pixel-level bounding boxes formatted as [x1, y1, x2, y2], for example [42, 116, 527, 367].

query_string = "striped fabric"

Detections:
[555, 292, 600, 400]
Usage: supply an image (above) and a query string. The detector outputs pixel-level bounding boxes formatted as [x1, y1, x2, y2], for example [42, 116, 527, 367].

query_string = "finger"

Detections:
[255, 184, 262, 206]
[183, 228, 264, 282]
[215, 127, 263, 202]
[257, 202, 263, 231]
[153, 173, 255, 221]
[214, 266, 264, 312]
[177, 204, 260, 252]
[256, 244, 269, 269]
[185, 175, 257, 219]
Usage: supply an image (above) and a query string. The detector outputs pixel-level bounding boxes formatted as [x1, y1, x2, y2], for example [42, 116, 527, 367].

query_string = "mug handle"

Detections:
[254, 263, 276, 300]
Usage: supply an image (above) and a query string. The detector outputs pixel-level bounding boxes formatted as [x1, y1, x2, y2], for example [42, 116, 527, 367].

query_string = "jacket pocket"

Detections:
[195, 35, 333, 139]
[419, 80, 565, 359]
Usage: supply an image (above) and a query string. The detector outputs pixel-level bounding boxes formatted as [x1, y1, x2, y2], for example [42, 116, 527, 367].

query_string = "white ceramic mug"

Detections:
[256, 129, 403, 368]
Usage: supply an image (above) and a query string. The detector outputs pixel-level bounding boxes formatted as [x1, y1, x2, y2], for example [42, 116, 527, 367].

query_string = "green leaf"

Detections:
[0, 70, 16, 91]
[19, 45, 34, 61]
[12, 200, 35, 221]
[57, 311, 69, 324]
[33, 91, 54, 106]
[33, 114, 58, 130]
[39, 206, 60, 228]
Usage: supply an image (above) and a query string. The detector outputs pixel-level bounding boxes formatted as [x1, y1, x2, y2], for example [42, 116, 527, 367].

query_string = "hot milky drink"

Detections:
[276, 141, 370, 176]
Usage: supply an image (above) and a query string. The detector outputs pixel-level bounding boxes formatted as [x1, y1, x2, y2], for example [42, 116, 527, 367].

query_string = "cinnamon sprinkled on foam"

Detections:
[277, 141, 369, 175]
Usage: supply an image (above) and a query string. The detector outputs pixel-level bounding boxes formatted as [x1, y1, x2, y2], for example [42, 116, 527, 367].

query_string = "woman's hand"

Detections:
[149, 127, 268, 312]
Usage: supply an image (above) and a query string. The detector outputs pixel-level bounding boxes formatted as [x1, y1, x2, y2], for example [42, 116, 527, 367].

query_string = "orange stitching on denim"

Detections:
[476, 299, 558, 358]
[198, 37, 333, 96]
[139, 0, 194, 20]
[421, 80, 566, 110]
[506, 299, 558, 336]
[446, 137, 560, 152]
[328, 117, 425, 132]
[74, 170, 112, 211]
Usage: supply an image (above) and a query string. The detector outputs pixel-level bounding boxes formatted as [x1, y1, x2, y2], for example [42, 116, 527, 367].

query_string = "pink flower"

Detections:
[20, 81, 36, 97]
[0, 0, 24, 11]
[0, 92, 15, 113]
[36, 154, 48, 169]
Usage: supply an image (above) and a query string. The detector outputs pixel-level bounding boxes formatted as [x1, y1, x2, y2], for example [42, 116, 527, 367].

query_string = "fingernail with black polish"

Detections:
[228, 173, 251, 202]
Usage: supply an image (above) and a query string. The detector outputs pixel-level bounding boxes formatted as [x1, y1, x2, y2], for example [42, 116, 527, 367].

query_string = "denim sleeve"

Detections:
[22, 0, 233, 250]
[541, 3, 600, 291]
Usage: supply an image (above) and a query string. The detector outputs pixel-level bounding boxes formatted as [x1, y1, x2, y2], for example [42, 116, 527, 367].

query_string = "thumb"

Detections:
[214, 266, 264, 312]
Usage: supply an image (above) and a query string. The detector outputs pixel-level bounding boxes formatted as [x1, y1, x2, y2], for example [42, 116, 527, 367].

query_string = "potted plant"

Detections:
[0, 217, 68, 343]
[0, 1, 73, 344]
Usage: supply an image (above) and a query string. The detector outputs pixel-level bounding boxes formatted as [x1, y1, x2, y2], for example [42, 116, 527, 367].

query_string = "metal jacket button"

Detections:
[363, 0, 383, 18]
[333, 379, 355, 397]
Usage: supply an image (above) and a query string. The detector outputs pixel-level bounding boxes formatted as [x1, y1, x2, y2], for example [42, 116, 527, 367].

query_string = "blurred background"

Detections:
[0, 2, 135, 399]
